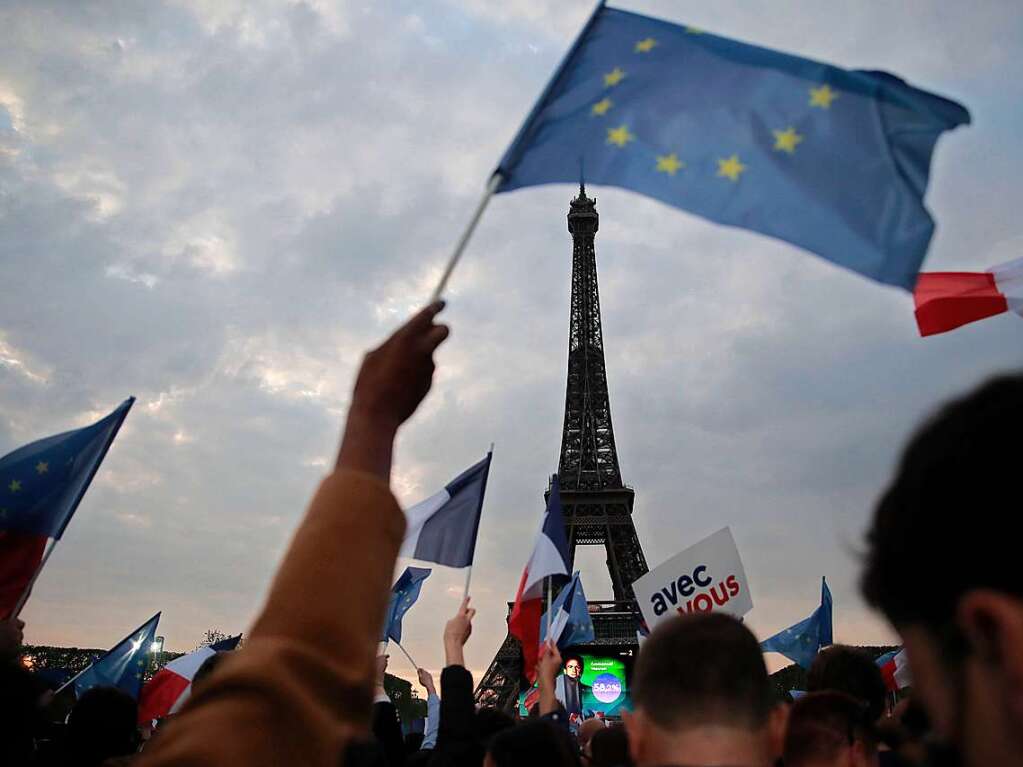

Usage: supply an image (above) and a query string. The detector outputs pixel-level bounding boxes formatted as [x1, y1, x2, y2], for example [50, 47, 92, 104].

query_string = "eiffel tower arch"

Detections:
[474, 186, 649, 711]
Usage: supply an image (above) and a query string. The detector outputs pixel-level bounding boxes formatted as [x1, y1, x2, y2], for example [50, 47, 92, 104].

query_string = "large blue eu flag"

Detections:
[71, 612, 161, 699]
[760, 577, 833, 669]
[496, 3, 969, 289]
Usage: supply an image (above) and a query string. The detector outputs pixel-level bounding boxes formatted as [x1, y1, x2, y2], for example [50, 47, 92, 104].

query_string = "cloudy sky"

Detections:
[2, 0, 1020, 682]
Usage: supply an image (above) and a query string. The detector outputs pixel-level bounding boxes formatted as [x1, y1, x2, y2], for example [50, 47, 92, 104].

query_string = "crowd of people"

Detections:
[0, 302, 1019, 767]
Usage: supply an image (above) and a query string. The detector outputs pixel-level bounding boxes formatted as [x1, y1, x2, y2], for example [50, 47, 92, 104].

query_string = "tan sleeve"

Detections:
[136, 468, 406, 766]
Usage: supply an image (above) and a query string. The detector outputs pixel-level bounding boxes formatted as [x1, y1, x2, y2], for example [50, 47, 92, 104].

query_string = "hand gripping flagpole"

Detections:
[429, 174, 503, 303]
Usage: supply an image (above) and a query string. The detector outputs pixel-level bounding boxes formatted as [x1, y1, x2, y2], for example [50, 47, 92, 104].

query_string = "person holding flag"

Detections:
[136, 302, 450, 767]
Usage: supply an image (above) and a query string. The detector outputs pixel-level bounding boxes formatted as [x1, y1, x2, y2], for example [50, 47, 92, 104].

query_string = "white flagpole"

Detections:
[12, 538, 58, 618]
[546, 575, 553, 642]
[394, 640, 419, 669]
[429, 174, 503, 303]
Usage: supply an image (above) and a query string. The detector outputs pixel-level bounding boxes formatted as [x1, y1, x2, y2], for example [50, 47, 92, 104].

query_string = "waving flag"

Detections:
[495, 3, 968, 289]
[382, 567, 432, 643]
[400, 452, 491, 568]
[70, 612, 161, 699]
[540, 571, 595, 649]
[877, 648, 912, 691]
[760, 577, 833, 669]
[913, 256, 1023, 336]
[0, 398, 134, 617]
[138, 634, 241, 723]
[509, 475, 571, 682]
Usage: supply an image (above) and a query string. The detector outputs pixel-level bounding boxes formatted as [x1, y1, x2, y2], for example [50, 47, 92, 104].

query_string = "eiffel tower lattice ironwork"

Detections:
[474, 185, 649, 711]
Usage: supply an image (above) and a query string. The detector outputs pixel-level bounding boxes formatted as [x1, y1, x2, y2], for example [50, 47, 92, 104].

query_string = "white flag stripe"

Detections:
[399, 488, 450, 559]
[992, 256, 1023, 313]
[523, 531, 569, 598]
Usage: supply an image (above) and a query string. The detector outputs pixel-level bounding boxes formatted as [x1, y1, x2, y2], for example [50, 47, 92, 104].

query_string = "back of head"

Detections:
[862, 374, 1023, 630]
[632, 612, 772, 731]
[487, 720, 578, 767]
[590, 725, 632, 767]
[784, 691, 877, 767]
[807, 645, 886, 721]
[0, 660, 43, 764]
[474, 705, 514, 746]
[577, 716, 606, 750]
[65, 686, 139, 766]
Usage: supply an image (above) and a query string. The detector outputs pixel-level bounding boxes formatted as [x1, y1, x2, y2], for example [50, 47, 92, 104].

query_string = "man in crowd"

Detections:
[135, 301, 449, 765]
[784, 692, 879, 767]
[622, 612, 783, 767]
[861, 373, 1023, 767]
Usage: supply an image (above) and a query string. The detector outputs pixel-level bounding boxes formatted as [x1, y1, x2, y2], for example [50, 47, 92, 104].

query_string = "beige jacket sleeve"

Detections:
[137, 468, 406, 766]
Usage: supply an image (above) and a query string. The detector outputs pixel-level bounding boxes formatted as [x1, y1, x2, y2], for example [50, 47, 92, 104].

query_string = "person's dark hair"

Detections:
[0, 660, 45, 764]
[474, 705, 514, 745]
[589, 725, 632, 767]
[64, 686, 140, 766]
[487, 720, 579, 767]
[632, 612, 772, 730]
[404, 731, 424, 753]
[192, 650, 231, 689]
[862, 374, 1023, 641]
[563, 653, 583, 669]
[807, 645, 887, 722]
[784, 691, 877, 767]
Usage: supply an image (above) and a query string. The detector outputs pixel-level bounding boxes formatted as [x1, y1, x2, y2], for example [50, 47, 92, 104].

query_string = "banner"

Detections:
[631, 527, 752, 631]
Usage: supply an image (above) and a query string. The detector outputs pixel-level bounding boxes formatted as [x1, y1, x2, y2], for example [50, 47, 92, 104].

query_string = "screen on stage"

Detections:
[518, 651, 632, 718]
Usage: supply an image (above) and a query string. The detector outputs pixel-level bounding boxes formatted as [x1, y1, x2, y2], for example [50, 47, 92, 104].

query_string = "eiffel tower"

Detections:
[474, 185, 649, 711]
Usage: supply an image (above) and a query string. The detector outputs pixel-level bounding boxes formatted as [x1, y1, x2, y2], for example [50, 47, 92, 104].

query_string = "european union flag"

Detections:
[540, 571, 595, 649]
[72, 612, 161, 699]
[382, 566, 431, 643]
[760, 577, 833, 669]
[496, 3, 969, 289]
[0, 398, 134, 539]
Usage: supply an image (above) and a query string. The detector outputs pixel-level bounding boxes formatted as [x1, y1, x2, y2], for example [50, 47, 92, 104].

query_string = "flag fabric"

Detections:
[400, 453, 492, 568]
[495, 3, 969, 290]
[0, 398, 134, 618]
[137, 634, 241, 723]
[877, 648, 912, 691]
[72, 613, 161, 699]
[509, 475, 572, 683]
[381, 567, 432, 643]
[913, 256, 1023, 336]
[760, 577, 833, 669]
[540, 571, 595, 649]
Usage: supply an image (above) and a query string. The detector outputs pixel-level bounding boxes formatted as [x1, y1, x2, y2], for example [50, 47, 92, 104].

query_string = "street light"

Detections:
[151, 636, 164, 654]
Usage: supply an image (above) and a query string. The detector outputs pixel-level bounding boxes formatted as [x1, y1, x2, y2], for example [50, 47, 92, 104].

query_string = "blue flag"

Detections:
[540, 571, 595, 648]
[760, 577, 833, 669]
[496, 3, 969, 289]
[382, 567, 432, 643]
[72, 612, 161, 699]
[0, 398, 134, 539]
[401, 452, 492, 568]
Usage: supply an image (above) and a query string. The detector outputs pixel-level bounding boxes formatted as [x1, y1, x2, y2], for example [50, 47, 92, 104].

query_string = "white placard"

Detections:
[631, 526, 752, 632]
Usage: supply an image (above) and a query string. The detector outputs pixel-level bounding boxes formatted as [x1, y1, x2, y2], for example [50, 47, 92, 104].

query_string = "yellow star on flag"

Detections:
[655, 153, 684, 175]
[35, 461, 49, 475]
[634, 38, 657, 53]
[717, 154, 746, 181]
[773, 127, 803, 154]
[8, 479, 21, 493]
[591, 98, 613, 116]
[603, 67, 626, 87]
[606, 125, 634, 148]
[809, 84, 838, 109]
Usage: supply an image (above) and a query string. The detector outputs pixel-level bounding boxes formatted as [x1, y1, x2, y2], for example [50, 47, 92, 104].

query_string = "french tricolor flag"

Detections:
[914, 255, 1023, 336]
[138, 635, 241, 723]
[400, 453, 492, 568]
[509, 474, 571, 683]
[876, 648, 912, 692]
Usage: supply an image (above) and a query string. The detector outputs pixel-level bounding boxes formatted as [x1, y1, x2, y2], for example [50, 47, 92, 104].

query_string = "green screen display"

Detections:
[517, 653, 632, 717]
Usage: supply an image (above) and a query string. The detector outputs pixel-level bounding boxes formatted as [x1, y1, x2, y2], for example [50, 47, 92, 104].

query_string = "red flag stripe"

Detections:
[913, 272, 1008, 336]
[138, 668, 191, 724]
[0, 531, 48, 619]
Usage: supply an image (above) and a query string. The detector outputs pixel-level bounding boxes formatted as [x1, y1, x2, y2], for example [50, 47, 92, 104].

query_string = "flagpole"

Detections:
[546, 575, 553, 641]
[11, 538, 58, 618]
[394, 640, 419, 669]
[429, 173, 503, 303]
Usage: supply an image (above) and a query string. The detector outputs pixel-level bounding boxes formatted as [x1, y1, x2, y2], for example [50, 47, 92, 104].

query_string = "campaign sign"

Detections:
[631, 527, 752, 631]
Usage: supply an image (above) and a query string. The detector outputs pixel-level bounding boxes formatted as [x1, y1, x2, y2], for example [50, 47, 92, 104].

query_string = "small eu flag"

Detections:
[382, 567, 432, 643]
[72, 612, 162, 699]
[496, 3, 969, 289]
[540, 571, 595, 649]
[0, 398, 134, 539]
[760, 577, 833, 669]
